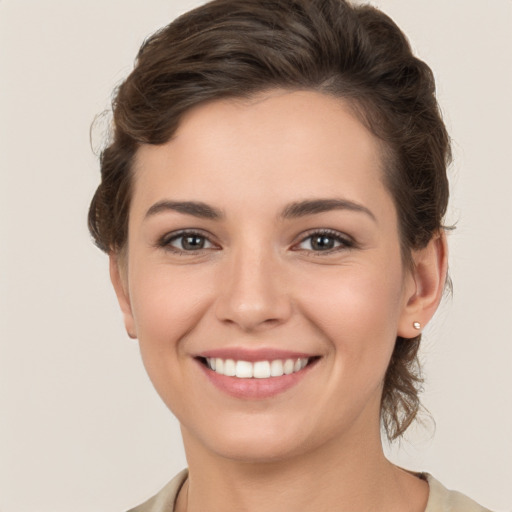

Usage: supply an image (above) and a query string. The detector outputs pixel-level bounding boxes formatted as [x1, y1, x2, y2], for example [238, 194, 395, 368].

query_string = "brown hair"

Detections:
[88, 0, 451, 440]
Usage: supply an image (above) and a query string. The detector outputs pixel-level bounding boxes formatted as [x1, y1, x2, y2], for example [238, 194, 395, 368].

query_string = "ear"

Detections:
[398, 231, 448, 339]
[109, 253, 137, 339]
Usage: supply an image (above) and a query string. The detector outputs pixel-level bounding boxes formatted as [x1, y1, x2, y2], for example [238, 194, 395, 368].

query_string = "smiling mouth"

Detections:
[197, 356, 320, 379]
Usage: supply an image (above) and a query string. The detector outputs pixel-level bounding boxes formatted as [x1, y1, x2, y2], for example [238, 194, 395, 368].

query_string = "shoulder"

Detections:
[424, 474, 493, 512]
[127, 469, 188, 512]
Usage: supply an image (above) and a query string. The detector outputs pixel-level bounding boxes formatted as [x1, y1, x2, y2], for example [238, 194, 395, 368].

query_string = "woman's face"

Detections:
[113, 90, 420, 462]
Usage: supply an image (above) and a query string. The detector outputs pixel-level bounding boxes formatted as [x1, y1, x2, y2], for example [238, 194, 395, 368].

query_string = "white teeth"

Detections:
[283, 359, 295, 375]
[253, 361, 271, 379]
[270, 360, 284, 377]
[236, 360, 253, 378]
[224, 359, 236, 376]
[205, 357, 310, 379]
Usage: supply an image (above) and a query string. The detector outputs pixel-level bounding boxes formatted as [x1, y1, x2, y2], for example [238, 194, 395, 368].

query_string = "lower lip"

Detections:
[196, 359, 318, 400]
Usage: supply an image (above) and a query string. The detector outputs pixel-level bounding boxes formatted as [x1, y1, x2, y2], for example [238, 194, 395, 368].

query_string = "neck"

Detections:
[176, 426, 428, 512]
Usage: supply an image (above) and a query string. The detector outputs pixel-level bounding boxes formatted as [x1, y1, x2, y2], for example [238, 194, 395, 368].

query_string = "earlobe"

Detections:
[109, 253, 137, 339]
[398, 231, 448, 339]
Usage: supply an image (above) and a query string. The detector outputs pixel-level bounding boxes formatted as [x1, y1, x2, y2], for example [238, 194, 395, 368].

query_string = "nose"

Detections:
[214, 245, 293, 332]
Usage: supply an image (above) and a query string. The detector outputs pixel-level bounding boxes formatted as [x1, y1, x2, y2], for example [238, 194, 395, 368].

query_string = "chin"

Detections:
[211, 434, 307, 464]
[181, 412, 319, 464]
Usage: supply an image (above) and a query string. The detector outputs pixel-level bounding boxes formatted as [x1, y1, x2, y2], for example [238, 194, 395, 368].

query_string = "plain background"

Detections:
[1, 1, 511, 510]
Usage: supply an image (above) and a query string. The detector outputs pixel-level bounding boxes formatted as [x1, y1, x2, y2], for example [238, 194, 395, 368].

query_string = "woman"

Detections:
[88, 0, 492, 510]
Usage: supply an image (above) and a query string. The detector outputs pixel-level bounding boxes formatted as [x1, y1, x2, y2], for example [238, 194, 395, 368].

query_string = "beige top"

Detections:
[127, 469, 493, 512]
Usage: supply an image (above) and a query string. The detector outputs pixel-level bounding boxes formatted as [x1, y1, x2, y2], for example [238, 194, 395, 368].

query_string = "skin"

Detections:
[111, 90, 447, 512]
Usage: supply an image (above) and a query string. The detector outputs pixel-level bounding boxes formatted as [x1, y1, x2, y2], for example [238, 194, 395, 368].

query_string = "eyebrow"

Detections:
[144, 197, 376, 223]
[281, 198, 377, 222]
[145, 200, 224, 220]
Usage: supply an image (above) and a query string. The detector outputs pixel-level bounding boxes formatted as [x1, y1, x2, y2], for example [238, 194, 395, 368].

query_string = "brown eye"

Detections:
[181, 235, 207, 250]
[161, 231, 216, 252]
[310, 234, 337, 251]
[295, 230, 352, 253]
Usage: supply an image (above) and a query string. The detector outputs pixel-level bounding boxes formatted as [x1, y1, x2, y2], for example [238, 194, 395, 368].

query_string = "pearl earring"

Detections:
[413, 321, 421, 330]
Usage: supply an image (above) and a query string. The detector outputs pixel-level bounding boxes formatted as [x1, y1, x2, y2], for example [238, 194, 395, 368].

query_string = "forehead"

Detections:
[131, 90, 391, 218]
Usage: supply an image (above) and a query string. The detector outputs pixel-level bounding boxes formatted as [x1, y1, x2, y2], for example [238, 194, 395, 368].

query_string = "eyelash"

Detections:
[157, 229, 354, 255]
[158, 230, 218, 255]
[292, 229, 355, 255]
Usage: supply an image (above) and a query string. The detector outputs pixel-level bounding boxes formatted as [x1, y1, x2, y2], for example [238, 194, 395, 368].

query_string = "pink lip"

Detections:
[194, 353, 320, 400]
[195, 347, 315, 362]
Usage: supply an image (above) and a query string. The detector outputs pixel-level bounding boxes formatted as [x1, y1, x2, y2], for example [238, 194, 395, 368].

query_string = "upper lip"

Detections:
[195, 347, 319, 362]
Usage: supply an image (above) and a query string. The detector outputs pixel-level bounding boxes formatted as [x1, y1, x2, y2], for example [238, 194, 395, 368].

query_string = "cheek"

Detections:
[301, 260, 404, 322]
[126, 264, 220, 418]
[297, 263, 405, 370]
[128, 263, 215, 367]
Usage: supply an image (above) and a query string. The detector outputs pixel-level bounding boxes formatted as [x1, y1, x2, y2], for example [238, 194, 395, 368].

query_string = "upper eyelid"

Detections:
[158, 229, 219, 248]
[295, 228, 354, 244]
[160, 228, 214, 241]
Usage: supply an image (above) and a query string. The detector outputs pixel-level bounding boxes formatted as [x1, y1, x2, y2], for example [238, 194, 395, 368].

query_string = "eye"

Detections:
[159, 231, 217, 253]
[294, 230, 353, 253]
